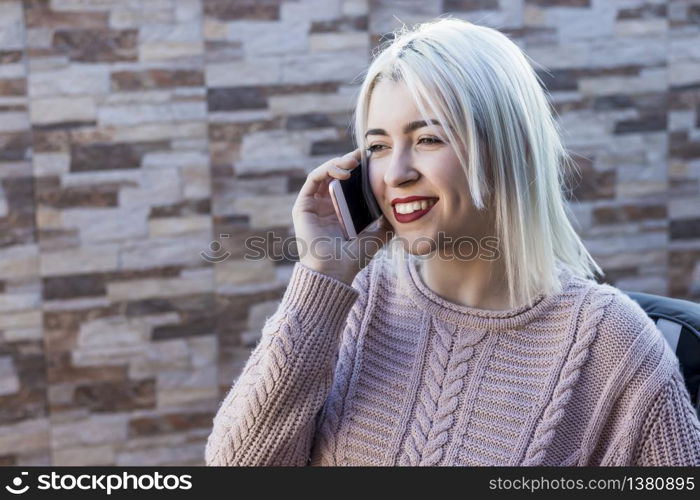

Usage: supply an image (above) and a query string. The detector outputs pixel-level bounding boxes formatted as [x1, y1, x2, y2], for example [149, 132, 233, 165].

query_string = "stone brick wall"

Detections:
[0, 0, 697, 465]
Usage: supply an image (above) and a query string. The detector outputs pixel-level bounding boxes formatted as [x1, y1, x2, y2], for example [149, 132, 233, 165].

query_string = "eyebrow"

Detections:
[364, 119, 442, 138]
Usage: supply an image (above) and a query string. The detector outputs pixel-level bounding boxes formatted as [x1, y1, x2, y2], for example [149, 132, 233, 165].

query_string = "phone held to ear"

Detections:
[329, 151, 382, 240]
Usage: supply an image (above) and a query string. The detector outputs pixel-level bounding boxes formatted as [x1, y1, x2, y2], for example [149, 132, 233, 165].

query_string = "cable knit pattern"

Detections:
[206, 245, 700, 466]
[522, 288, 615, 465]
[205, 261, 360, 466]
[232, 315, 295, 464]
[311, 307, 360, 465]
[633, 369, 700, 465]
[420, 324, 486, 465]
[399, 317, 455, 466]
[310, 260, 375, 466]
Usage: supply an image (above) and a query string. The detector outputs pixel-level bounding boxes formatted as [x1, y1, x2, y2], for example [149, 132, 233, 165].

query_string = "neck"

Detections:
[417, 251, 513, 311]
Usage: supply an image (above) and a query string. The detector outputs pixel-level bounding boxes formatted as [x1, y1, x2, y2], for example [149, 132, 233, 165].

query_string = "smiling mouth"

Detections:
[393, 198, 437, 214]
[392, 199, 438, 223]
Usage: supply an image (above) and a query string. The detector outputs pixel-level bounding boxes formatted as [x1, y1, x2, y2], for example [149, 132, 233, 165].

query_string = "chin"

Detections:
[395, 234, 437, 256]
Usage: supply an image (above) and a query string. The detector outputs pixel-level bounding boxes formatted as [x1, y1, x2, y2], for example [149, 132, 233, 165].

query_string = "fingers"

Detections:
[296, 149, 361, 199]
[328, 164, 350, 178]
[328, 149, 361, 172]
[347, 148, 362, 166]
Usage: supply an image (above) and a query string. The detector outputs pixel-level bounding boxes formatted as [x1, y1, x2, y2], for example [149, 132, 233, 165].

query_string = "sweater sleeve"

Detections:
[632, 369, 700, 466]
[204, 261, 360, 466]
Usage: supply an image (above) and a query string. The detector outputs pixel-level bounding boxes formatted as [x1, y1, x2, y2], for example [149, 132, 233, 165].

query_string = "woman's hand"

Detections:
[292, 148, 394, 285]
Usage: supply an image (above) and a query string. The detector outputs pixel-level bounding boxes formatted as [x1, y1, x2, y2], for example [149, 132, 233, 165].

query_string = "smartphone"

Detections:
[329, 151, 382, 240]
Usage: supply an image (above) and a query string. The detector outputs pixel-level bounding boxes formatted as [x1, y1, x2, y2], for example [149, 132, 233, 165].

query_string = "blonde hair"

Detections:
[352, 16, 604, 309]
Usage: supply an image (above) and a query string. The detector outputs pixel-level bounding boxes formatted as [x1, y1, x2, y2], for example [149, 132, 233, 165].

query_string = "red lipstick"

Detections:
[392, 198, 438, 223]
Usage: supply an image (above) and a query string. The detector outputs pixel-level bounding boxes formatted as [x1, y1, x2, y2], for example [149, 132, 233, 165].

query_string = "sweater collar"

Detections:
[396, 249, 576, 331]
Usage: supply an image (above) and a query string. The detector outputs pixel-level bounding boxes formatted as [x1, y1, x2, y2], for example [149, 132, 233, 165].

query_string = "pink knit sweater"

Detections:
[205, 246, 700, 466]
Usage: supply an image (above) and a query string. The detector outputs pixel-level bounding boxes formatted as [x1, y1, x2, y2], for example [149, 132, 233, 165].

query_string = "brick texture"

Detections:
[0, 0, 696, 466]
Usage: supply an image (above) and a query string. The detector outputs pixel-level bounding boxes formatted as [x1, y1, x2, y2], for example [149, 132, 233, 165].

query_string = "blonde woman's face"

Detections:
[366, 79, 493, 256]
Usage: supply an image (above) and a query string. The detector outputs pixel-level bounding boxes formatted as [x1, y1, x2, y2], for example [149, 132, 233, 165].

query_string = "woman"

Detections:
[205, 17, 700, 466]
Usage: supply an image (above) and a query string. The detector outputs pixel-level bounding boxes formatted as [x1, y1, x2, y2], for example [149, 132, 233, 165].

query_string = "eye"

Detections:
[418, 136, 443, 145]
[366, 144, 386, 153]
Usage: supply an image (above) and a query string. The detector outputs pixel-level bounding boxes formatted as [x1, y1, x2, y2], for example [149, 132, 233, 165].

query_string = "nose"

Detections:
[381, 148, 419, 188]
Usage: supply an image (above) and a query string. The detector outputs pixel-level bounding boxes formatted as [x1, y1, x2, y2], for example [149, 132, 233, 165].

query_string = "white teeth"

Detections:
[395, 199, 436, 214]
